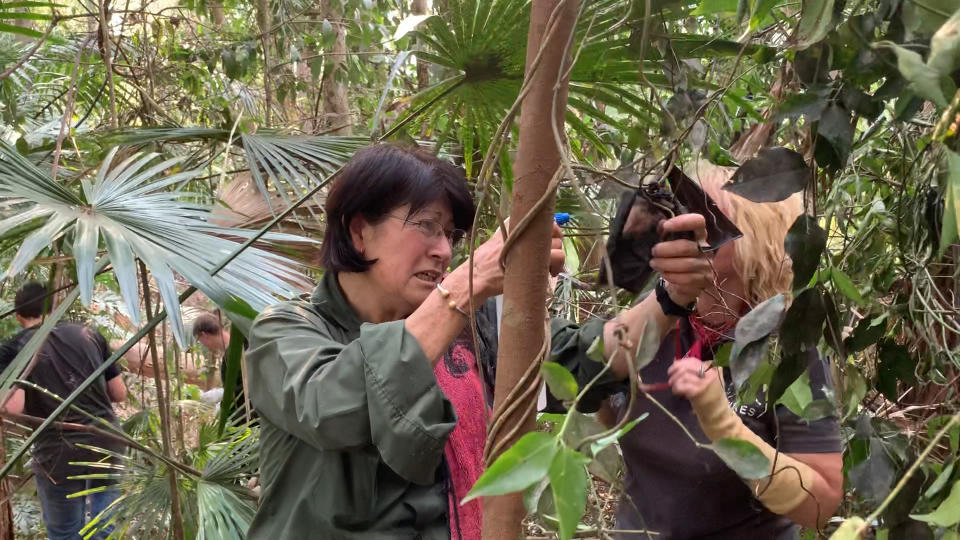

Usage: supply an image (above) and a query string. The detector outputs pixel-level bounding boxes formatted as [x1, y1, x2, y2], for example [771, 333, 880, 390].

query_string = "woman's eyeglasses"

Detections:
[388, 215, 466, 249]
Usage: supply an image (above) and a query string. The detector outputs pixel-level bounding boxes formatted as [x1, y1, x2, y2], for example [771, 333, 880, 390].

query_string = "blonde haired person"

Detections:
[585, 161, 844, 539]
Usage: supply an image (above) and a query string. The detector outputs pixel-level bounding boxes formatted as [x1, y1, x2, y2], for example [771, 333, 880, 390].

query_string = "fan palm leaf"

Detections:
[102, 127, 368, 211]
[0, 142, 313, 345]
[392, 0, 769, 172]
[73, 419, 259, 539]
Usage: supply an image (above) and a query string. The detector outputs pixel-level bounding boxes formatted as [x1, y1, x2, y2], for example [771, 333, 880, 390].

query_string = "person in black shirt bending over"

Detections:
[0, 282, 127, 540]
[192, 311, 248, 414]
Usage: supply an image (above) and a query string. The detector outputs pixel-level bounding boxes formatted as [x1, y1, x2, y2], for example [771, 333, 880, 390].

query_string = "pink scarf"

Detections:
[434, 336, 488, 540]
[684, 315, 737, 360]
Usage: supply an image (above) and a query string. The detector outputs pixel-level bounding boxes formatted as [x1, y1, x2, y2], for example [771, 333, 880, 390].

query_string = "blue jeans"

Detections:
[34, 473, 120, 540]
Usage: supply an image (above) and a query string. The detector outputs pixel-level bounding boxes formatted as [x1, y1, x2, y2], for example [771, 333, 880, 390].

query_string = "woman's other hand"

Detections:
[550, 222, 565, 277]
[650, 213, 712, 306]
[667, 357, 718, 400]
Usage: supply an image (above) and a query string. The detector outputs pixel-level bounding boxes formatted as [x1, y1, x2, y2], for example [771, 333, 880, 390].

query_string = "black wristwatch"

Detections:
[655, 278, 695, 317]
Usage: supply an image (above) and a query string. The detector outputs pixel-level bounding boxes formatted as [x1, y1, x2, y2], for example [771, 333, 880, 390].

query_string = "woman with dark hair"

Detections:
[244, 143, 714, 539]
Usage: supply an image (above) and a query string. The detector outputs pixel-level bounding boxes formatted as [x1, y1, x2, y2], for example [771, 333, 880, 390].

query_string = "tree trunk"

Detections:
[481, 0, 577, 538]
[320, 0, 351, 135]
[209, 0, 225, 28]
[412, 0, 430, 91]
[0, 424, 14, 540]
[256, 0, 274, 126]
[139, 264, 185, 540]
[11, 7, 35, 44]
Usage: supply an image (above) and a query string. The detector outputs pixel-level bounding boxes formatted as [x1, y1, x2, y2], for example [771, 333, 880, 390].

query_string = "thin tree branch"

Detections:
[0, 17, 59, 82]
[50, 35, 93, 182]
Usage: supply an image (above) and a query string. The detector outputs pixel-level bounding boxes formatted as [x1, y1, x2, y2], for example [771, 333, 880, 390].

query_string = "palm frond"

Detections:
[102, 127, 367, 210]
[0, 142, 314, 345]
[389, 0, 776, 170]
[74, 420, 259, 540]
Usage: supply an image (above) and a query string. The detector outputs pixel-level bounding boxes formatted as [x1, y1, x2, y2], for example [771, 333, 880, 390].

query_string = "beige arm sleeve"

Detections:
[691, 379, 817, 515]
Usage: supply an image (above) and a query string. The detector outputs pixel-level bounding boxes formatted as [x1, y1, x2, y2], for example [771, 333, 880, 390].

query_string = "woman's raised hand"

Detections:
[649, 213, 713, 306]
[450, 219, 567, 304]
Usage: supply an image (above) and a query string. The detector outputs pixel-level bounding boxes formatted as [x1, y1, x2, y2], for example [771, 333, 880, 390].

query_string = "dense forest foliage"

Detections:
[0, 0, 958, 537]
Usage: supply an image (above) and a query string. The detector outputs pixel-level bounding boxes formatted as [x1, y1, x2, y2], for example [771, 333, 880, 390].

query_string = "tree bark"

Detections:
[209, 0, 226, 28]
[320, 0, 352, 135]
[139, 263, 185, 540]
[256, 0, 274, 126]
[481, 0, 577, 538]
[412, 0, 430, 91]
[0, 425, 13, 540]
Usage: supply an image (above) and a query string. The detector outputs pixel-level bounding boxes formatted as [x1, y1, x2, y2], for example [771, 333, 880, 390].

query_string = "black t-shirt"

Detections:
[0, 322, 123, 483]
[610, 318, 842, 540]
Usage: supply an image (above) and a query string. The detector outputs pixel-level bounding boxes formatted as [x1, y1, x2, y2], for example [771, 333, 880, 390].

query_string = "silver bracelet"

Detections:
[436, 283, 469, 318]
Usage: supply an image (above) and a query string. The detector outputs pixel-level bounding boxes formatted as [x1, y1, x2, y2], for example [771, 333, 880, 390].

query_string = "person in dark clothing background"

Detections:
[192, 311, 247, 413]
[0, 282, 127, 540]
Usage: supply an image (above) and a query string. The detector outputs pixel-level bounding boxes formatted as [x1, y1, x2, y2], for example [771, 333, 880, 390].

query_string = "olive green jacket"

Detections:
[245, 272, 615, 539]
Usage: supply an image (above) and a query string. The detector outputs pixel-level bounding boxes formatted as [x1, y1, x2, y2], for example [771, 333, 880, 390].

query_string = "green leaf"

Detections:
[523, 478, 550, 513]
[875, 340, 915, 401]
[773, 92, 830, 123]
[925, 461, 955, 498]
[839, 87, 884, 120]
[802, 399, 836, 421]
[463, 431, 558, 503]
[814, 104, 855, 172]
[876, 42, 949, 107]
[844, 369, 868, 419]
[634, 320, 663, 370]
[749, 0, 779, 30]
[831, 268, 864, 305]
[709, 438, 771, 480]
[849, 437, 896, 503]
[731, 338, 772, 392]
[548, 448, 591, 540]
[589, 414, 647, 456]
[733, 294, 786, 343]
[822, 291, 846, 357]
[0, 21, 44, 38]
[691, 0, 738, 15]
[768, 350, 809, 408]
[844, 315, 886, 353]
[729, 294, 784, 390]
[828, 516, 866, 539]
[542, 362, 578, 401]
[780, 288, 826, 353]
[393, 14, 434, 40]
[943, 151, 960, 257]
[0, 11, 52, 20]
[928, 415, 960, 454]
[793, 0, 835, 49]
[785, 215, 827, 291]
[928, 8, 960, 75]
[586, 336, 606, 365]
[713, 342, 733, 367]
[777, 371, 813, 416]
[73, 216, 101, 307]
[724, 147, 811, 203]
[903, 0, 955, 36]
[0, 2, 67, 8]
[911, 480, 960, 527]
